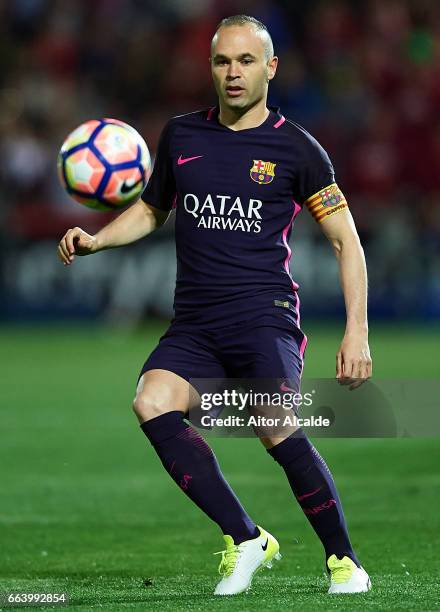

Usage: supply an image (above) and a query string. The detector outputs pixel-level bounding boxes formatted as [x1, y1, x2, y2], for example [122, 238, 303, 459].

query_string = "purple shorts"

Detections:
[139, 317, 308, 392]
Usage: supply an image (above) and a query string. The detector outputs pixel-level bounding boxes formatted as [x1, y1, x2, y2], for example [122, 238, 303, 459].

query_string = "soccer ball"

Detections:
[58, 118, 151, 211]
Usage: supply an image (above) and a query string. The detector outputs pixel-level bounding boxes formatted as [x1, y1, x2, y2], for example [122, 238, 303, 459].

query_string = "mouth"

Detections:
[225, 85, 245, 97]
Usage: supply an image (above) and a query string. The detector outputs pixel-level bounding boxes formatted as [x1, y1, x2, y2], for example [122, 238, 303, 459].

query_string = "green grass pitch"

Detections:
[1, 322, 439, 610]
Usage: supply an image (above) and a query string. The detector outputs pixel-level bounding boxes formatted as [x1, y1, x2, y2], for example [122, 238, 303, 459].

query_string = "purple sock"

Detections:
[268, 430, 360, 566]
[140, 411, 258, 544]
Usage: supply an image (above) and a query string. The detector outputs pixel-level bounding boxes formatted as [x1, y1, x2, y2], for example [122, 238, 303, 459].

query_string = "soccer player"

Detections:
[58, 15, 372, 595]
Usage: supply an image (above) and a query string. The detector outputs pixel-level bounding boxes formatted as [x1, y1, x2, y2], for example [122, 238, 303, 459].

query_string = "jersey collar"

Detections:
[207, 105, 283, 131]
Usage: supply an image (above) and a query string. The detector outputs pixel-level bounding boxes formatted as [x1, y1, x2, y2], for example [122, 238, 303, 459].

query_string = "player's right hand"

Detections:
[58, 227, 98, 265]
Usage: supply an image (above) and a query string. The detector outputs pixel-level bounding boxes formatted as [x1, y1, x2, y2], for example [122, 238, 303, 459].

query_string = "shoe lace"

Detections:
[214, 545, 241, 577]
[328, 557, 354, 584]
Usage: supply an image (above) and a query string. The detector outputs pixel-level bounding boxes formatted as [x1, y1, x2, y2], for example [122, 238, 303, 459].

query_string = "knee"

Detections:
[259, 435, 287, 450]
[133, 391, 169, 423]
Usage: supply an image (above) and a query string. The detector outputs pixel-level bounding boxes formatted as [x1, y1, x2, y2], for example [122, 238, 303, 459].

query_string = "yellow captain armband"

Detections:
[304, 182, 348, 223]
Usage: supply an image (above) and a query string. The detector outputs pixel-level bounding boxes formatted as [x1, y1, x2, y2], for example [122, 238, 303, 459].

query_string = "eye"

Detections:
[215, 59, 228, 66]
[242, 59, 253, 65]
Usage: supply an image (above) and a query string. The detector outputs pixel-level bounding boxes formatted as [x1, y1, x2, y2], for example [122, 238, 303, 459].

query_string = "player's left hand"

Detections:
[336, 332, 372, 390]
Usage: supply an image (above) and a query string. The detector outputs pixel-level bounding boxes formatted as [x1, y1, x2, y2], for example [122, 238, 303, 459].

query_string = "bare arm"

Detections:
[93, 199, 169, 250]
[319, 209, 372, 388]
[58, 200, 170, 265]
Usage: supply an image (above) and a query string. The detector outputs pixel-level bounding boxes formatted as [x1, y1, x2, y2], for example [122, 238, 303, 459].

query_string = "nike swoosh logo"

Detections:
[120, 177, 144, 194]
[177, 155, 204, 166]
[261, 537, 269, 551]
[296, 486, 322, 502]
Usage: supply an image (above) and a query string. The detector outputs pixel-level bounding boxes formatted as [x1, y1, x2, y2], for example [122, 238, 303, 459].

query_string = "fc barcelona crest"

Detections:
[250, 159, 276, 185]
[320, 184, 342, 207]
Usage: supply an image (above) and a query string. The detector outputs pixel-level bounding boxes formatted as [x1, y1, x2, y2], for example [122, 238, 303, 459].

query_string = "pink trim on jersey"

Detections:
[207, 106, 216, 120]
[282, 200, 308, 373]
[273, 115, 286, 129]
[295, 290, 302, 326]
[282, 201, 301, 291]
[300, 334, 308, 358]
[294, 289, 308, 375]
[172, 193, 177, 209]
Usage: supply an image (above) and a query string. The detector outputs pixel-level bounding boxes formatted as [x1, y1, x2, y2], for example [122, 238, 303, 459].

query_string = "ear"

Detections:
[267, 56, 278, 81]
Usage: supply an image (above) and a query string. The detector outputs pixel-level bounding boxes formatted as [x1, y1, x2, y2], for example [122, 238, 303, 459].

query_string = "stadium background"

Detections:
[1, 0, 439, 610]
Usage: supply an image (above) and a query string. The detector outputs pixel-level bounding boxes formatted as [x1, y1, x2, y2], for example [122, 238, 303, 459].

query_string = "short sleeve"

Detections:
[141, 121, 176, 211]
[293, 132, 348, 223]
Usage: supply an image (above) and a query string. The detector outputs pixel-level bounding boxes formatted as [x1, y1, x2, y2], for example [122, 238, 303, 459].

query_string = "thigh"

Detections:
[139, 323, 226, 388]
[222, 324, 307, 388]
[135, 326, 226, 424]
[221, 324, 307, 446]
[135, 368, 199, 417]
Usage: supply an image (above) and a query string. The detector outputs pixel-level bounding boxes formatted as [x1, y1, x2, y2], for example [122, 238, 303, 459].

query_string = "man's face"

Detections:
[210, 25, 278, 112]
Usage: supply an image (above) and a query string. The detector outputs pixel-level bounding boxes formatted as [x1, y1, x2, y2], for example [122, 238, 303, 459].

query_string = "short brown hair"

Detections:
[212, 14, 274, 60]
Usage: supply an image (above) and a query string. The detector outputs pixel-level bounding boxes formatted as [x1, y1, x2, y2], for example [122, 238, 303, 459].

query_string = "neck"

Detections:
[218, 100, 270, 131]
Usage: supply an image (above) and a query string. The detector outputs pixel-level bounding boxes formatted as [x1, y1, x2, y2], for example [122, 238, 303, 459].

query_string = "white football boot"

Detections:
[327, 554, 372, 594]
[213, 525, 281, 595]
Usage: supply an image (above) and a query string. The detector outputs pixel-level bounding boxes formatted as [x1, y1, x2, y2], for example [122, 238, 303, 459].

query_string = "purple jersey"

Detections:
[142, 106, 348, 327]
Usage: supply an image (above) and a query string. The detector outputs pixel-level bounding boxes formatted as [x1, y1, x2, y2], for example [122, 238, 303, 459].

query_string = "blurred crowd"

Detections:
[0, 0, 439, 319]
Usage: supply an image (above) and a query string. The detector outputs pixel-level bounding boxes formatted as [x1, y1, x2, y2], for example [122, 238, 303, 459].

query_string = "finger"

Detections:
[347, 359, 363, 390]
[75, 235, 92, 255]
[60, 234, 70, 258]
[359, 358, 369, 381]
[65, 228, 79, 255]
[366, 358, 373, 379]
[349, 378, 365, 391]
[336, 353, 343, 379]
[343, 357, 354, 380]
[59, 245, 73, 265]
[58, 238, 70, 260]
[339, 376, 353, 386]
[58, 244, 70, 265]
[62, 238, 75, 262]
[338, 358, 354, 386]
[57, 245, 67, 264]
[349, 358, 370, 390]
[353, 359, 363, 380]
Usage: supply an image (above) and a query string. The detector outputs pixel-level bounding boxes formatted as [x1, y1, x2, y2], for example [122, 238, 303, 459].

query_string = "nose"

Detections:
[226, 60, 241, 80]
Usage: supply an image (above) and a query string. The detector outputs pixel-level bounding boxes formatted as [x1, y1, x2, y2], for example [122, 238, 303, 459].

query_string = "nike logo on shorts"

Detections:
[177, 154, 204, 165]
